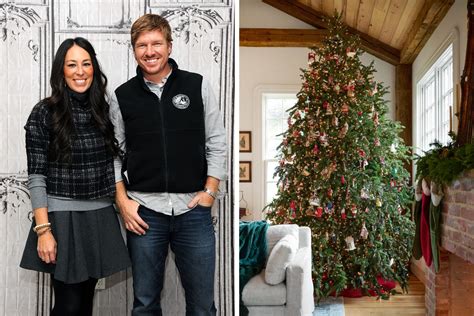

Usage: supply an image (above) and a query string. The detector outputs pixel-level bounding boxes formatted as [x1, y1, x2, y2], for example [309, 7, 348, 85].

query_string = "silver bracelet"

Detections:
[203, 187, 217, 199]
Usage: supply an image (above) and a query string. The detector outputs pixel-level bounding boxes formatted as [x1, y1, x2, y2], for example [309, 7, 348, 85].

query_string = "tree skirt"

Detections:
[333, 276, 397, 298]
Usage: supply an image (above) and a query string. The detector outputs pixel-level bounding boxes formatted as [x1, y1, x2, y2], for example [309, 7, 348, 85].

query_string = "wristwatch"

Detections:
[203, 187, 217, 199]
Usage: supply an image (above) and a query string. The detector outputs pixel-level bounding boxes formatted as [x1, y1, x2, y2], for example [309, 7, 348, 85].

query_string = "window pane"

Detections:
[263, 93, 296, 205]
[417, 44, 453, 152]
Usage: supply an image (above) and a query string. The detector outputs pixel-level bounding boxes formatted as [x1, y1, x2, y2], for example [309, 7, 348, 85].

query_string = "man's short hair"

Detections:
[131, 14, 173, 47]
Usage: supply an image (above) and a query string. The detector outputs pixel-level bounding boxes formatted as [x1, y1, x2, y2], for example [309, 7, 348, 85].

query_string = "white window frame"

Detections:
[262, 93, 298, 208]
[252, 85, 299, 215]
[414, 28, 459, 157]
[416, 45, 453, 152]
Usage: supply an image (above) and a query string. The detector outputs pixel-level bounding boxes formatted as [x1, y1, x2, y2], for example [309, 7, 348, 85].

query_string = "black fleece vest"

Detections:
[115, 62, 207, 193]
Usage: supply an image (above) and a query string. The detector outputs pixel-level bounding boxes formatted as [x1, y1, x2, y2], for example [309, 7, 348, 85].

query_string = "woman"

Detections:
[20, 37, 130, 316]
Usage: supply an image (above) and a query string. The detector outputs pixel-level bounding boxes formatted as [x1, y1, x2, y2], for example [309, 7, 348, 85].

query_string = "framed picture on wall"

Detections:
[239, 161, 252, 182]
[239, 131, 252, 152]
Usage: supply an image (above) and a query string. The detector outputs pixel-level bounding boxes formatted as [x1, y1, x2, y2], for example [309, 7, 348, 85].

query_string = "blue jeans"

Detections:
[128, 205, 216, 316]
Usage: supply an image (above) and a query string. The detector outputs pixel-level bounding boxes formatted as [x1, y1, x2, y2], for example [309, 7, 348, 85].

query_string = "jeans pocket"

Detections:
[194, 204, 212, 211]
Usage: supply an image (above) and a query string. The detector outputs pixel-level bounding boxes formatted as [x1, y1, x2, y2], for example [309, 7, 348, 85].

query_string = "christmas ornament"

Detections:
[360, 222, 368, 239]
[310, 197, 320, 206]
[319, 133, 329, 147]
[369, 84, 378, 96]
[313, 144, 319, 154]
[373, 111, 379, 126]
[345, 236, 356, 251]
[327, 188, 333, 197]
[350, 206, 357, 216]
[326, 103, 333, 115]
[290, 201, 296, 210]
[325, 202, 334, 213]
[376, 198, 382, 207]
[360, 189, 369, 199]
[338, 122, 349, 138]
[341, 103, 349, 114]
[315, 206, 323, 218]
[341, 208, 347, 219]
[346, 47, 356, 58]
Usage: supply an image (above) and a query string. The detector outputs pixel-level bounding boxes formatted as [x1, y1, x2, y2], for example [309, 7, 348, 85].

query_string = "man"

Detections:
[110, 13, 227, 316]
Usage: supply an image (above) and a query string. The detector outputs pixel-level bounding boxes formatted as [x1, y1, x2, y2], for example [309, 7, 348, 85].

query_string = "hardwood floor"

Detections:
[344, 274, 426, 316]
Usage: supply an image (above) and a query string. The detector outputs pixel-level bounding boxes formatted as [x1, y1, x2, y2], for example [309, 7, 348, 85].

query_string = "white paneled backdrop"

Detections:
[0, 0, 234, 315]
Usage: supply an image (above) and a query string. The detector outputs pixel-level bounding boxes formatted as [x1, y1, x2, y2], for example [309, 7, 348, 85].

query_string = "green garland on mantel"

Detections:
[415, 132, 474, 186]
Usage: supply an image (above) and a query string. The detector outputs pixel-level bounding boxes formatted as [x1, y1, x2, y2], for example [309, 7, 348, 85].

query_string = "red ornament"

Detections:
[313, 144, 319, 154]
[290, 201, 296, 210]
[315, 207, 323, 218]
[341, 175, 346, 184]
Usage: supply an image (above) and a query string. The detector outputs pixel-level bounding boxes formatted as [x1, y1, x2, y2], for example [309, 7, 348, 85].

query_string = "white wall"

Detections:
[239, 0, 396, 219]
[412, 0, 467, 153]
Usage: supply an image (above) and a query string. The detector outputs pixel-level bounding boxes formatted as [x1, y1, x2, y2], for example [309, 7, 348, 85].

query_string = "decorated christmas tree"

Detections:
[266, 16, 415, 299]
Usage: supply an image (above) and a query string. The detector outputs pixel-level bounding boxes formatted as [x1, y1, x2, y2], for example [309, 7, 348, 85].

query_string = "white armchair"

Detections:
[242, 225, 314, 316]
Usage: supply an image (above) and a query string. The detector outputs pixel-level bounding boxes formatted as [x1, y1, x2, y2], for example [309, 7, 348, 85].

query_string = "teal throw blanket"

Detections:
[239, 220, 269, 315]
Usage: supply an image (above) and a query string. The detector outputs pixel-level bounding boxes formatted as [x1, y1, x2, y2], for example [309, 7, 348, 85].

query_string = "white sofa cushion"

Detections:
[265, 234, 298, 285]
[242, 270, 287, 306]
[266, 224, 299, 257]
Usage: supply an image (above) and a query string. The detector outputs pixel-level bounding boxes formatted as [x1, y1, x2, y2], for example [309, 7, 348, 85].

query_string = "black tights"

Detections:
[51, 277, 98, 316]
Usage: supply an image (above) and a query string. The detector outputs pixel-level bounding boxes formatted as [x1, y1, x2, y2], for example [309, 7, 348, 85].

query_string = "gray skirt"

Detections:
[20, 205, 131, 284]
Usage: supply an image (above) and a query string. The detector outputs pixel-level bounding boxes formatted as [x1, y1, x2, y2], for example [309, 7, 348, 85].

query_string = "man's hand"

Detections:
[187, 191, 215, 208]
[117, 198, 149, 235]
[37, 231, 57, 264]
[116, 181, 149, 235]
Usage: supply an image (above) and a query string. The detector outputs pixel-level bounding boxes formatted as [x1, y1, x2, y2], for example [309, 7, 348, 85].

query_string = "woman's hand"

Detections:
[37, 231, 57, 264]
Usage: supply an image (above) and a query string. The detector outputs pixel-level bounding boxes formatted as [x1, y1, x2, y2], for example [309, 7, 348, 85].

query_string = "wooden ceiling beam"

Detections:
[262, 0, 401, 65]
[400, 0, 455, 64]
[240, 28, 327, 47]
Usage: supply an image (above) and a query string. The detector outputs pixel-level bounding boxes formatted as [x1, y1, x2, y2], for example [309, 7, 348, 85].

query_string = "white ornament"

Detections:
[360, 222, 368, 240]
[345, 236, 356, 251]
[360, 189, 369, 199]
[309, 197, 321, 206]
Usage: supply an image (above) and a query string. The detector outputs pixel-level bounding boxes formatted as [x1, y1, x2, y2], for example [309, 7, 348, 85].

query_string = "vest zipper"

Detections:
[155, 94, 169, 192]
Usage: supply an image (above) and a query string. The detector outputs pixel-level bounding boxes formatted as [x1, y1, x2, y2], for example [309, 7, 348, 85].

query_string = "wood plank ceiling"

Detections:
[240, 0, 455, 65]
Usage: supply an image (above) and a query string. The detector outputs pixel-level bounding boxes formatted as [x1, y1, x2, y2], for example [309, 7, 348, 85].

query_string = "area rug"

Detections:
[313, 296, 345, 316]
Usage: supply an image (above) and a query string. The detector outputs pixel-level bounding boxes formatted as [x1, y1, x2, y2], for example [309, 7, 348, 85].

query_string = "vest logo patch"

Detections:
[172, 94, 191, 109]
